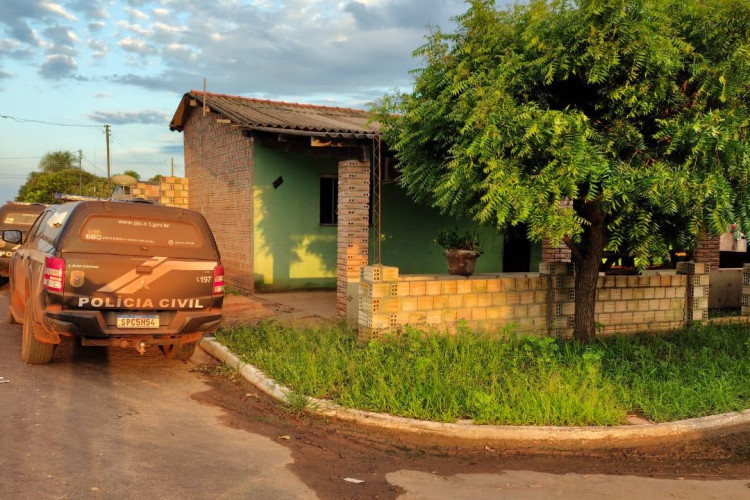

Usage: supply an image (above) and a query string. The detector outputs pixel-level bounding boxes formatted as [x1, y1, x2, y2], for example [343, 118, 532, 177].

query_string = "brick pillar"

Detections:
[541, 239, 572, 262]
[677, 262, 709, 324]
[694, 233, 719, 271]
[337, 160, 370, 318]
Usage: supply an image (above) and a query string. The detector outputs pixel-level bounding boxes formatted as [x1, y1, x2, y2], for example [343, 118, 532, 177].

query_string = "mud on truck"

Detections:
[3, 200, 224, 364]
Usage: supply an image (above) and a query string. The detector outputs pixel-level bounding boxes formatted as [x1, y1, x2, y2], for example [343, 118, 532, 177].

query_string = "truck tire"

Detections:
[21, 304, 54, 365]
[160, 341, 198, 361]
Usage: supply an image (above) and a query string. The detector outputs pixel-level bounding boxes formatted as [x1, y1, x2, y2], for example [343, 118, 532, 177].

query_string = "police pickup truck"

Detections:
[3, 200, 224, 364]
[0, 202, 45, 277]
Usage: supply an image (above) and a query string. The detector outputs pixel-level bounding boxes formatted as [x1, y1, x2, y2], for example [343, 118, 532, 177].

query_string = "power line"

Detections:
[0, 114, 102, 128]
[110, 132, 164, 176]
[80, 154, 108, 177]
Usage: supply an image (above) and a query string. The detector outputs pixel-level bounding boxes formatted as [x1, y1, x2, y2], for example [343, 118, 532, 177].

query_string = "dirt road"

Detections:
[2, 281, 750, 499]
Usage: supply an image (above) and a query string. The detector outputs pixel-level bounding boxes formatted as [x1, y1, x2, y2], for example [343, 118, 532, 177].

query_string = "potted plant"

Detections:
[436, 228, 482, 276]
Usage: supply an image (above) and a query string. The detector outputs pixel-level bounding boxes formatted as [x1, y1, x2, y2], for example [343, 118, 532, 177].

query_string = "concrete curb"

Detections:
[200, 338, 750, 450]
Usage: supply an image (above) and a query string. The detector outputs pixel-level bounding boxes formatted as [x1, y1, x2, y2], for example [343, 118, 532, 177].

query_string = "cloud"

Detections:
[344, 0, 459, 30]
[88, 38, 108, 58]
[42, 25, 79, 46]
[93, 91, 111, 98]
[108, 73, 170, 90]
[162, 43, 196, 63]
[38, 53, 77, 79]
[66, 0, 107, 20]
[40, 1, 77, 21]
[89, 109, 171, 125]
[118, 36, 156, 55]
[88, 21, 105, 32]
[0, 67, 12, 79]
[7, 20, 41, 46]
[107, 0, 466, 99]
[124, 7, 148, 21]
[159, 144, 183, 155]
[0, 37, 34, 59]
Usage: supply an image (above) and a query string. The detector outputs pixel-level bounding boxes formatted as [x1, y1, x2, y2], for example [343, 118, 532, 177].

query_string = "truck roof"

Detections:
[47, 200, 221, 260]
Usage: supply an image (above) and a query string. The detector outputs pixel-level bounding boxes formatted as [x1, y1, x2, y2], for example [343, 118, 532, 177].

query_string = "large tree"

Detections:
[39, 150, 77, 173]
[16, 152, 109, 203]
[374, 0, 750, 342]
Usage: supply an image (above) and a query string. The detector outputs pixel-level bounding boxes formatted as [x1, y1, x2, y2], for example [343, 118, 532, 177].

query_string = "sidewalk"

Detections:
[221, 291, 335, 327]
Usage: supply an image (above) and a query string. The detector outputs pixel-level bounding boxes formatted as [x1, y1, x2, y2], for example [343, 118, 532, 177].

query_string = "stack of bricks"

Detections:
[130, 182, 160, 202]
[358, 266, 549, 340]
[159, 177, 189, 208]
[694, 233, 720, 272]
[541, 238, 572, 263]
[337, 160, 370, 317]
[359, 265, 400, 339]
[678, 262, 710, 323]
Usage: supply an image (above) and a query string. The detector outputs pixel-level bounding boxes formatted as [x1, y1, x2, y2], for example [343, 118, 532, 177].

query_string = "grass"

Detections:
[215, 322, 750, 426]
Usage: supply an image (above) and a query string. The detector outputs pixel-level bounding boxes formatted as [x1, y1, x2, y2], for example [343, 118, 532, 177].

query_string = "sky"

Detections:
[0, 0, 470, 202]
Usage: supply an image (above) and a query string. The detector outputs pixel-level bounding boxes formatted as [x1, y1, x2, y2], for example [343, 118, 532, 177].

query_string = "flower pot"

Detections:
[444, 249, 481, 276]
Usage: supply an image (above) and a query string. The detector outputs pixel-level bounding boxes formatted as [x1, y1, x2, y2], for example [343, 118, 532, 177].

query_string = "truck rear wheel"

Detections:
[22, 305, 54, 365]
[160, 341, 198, 361]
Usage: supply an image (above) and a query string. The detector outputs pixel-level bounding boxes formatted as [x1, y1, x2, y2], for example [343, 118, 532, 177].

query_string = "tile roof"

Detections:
[170, 91, 380, 138]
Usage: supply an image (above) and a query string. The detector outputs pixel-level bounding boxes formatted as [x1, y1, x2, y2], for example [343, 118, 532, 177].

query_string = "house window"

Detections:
[320, 175, 338, 225]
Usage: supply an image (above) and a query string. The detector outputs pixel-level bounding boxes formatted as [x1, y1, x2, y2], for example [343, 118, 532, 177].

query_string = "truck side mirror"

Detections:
[2, 230, 22, 245]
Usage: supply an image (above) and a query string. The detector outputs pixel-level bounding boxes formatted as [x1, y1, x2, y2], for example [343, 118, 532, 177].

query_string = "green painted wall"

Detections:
[253, 143, 542, 289]
[253, 142, 338, 290]
[375, 183, 507, 274]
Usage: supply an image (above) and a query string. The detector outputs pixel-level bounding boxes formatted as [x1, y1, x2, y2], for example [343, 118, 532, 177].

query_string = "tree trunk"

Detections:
[571, 202, 607, 343]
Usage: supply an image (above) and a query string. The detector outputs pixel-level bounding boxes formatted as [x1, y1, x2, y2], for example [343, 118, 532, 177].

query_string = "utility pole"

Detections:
[78, 149, 83, 195]
[105, 124, 111, 198]
[170, 157, 174, 177]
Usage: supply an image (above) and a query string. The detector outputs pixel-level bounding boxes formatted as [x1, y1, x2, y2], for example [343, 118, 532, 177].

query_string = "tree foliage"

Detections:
[39, 150, 77, 173]
[122, 169, 141, 181]
[374, 0, 750, 341]
[16, 152, 109, 203]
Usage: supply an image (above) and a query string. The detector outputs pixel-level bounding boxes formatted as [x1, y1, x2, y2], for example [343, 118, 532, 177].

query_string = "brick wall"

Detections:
[694, 233, 720, 271]
[359, 268, 548, 339]
[541, 238, 572, 262]
[359, 263, 707, 339]
[183, 110, 255, 292]
[337, 160, 370, 317]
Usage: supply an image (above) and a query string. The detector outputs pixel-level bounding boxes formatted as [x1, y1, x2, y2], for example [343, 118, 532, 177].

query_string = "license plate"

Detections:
[117, 315, 159, 329]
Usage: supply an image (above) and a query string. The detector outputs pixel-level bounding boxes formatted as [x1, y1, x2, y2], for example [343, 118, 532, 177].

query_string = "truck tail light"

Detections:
[212, 264, 225, 296]
[44, 256, 65, 293]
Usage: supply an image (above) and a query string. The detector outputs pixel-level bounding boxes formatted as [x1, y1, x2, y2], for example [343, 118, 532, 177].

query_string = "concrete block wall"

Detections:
[158, 177, 190, 208]
[359, 262, 709, 340]
[542, 262, 689, 338]
[677, 261, 710, 323]
[183, 109, 255, 292]
[742, 264, 750, 316]
[358, 266, 548, 340]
